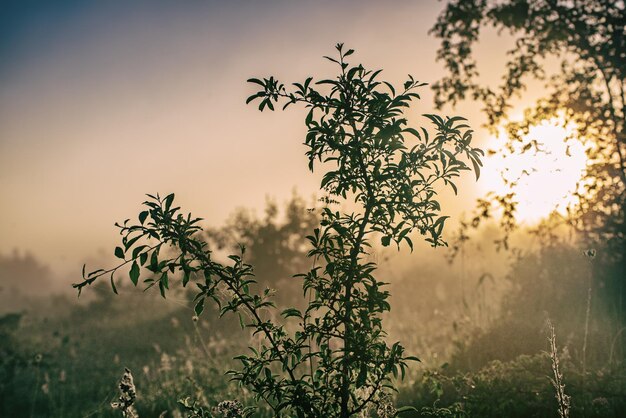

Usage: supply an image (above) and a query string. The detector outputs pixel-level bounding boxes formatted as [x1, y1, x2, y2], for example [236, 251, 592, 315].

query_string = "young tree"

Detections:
[432, 0, 625, 256]
[205, 194, 318, 307]
[74, 44, 482, 417]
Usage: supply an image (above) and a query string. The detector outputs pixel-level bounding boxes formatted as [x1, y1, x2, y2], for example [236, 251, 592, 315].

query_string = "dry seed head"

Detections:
[111, 368, 139, 418]
[213, 400, 244, 418]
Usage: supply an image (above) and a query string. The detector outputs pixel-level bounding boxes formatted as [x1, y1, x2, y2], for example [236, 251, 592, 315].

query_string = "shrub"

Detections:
[74, 44, 482, 417]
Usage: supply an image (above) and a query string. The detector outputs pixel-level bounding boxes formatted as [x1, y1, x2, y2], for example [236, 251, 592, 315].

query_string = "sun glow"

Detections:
[479, 119, 588, 224]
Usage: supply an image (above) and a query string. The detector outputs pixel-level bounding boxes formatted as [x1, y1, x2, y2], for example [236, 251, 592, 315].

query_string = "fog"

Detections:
[2, 1, 624, 417]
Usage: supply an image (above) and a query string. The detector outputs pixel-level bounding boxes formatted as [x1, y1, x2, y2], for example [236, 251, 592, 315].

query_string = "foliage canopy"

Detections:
[433, 0, 625, 257]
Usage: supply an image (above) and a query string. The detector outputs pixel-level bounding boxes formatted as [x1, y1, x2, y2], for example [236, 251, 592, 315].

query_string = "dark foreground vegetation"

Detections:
[2, 196, 626, 417]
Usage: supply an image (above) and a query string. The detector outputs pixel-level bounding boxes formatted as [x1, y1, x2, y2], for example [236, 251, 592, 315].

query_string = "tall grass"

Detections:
[547, 319, 570, 418]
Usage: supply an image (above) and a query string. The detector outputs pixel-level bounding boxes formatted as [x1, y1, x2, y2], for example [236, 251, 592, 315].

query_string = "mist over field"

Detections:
[1, 1, 624, 417]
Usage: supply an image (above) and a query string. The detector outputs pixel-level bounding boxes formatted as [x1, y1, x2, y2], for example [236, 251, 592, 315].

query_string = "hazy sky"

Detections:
[0, 0, 545, 275]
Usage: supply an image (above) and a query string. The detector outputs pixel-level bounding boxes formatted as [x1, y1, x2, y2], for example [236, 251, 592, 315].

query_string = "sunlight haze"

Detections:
[1, 0, 556, 275]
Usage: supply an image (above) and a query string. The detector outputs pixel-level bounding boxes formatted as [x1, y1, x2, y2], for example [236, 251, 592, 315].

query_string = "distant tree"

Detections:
[0, 251, 54, 294]
[432, 0, 625, 258]
[0, 251, 55, 313]
[206, 193, 318, 306]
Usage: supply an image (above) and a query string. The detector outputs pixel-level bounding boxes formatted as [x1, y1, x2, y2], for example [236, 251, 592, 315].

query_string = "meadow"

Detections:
[2, 196, 625, 417]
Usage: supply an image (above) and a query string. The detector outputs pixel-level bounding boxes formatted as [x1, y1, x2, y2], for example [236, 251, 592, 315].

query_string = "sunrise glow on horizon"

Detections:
[479, 118, 588, 224]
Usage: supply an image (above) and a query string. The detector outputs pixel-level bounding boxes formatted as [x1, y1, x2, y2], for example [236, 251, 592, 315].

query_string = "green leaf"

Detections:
[194, 298, 205, 316]
[404, 236, 414, 252]
[129, 261, 140, 286]
[383, 81, 396, 96]
[403, 127, 421, 139]
[124, 235, 141, 251]
[433, 216, 449, 235]
[247, 78, 265, 87]
[114, 246, 125, 259]
[164, 193, 175, 212]
[159, 280, 166, 298]
[246, 92, 264, 104]
[149, 250, 159, 272]
[138, 210, 149, 225]
[281, 308, 302, 319]
[132, 245, 147, 259]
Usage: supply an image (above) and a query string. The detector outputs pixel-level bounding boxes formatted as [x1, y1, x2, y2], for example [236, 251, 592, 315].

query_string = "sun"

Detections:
[479, 118, 588, 224]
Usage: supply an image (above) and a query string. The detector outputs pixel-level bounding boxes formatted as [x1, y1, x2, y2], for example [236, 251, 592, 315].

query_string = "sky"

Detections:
[0, 0, 574, 276]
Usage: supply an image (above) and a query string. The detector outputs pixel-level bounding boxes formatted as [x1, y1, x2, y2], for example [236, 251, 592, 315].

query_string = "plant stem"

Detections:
[340, 127, 375, 417]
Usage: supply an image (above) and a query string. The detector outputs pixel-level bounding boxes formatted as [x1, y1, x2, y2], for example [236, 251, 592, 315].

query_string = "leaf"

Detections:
[471, 156, 482, 180]
[164, 193, 175, 212]
[403, 127, 421, 139]
[381, 235, 391, 247]
[114, 246, 125, 259]
[159, 280, 166, 298]
[347, 66, 360, 80]
[247, 78, 265, 87]
[433, 216, 449, 235]
[281, 308, 302, 319]
[246, 92, 264, 104]
[194, 298, 205, 316]
[124, 235, 141, 251]
[132, 245, 147, 259]
[138, 210, 149, 225]
[404, 236, 414, 252]
[110, 274, 118, 294]
[383, 81, 396, 96]
[423, 113, 444, 127]
[149, 250, 159, 272]
[129, 261, 140, 286]
[449, 180, 458, 195]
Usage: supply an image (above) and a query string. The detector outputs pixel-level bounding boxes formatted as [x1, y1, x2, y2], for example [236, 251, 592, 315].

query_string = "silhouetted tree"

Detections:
[433, 0, 626, 331]
[76, 44, 483, 417]
[433, 0, 625, 255]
